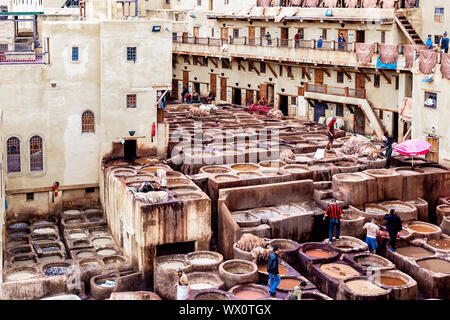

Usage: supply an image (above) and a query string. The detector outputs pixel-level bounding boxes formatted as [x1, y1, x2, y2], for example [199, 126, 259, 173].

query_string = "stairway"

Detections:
[395, 13, 424, 45]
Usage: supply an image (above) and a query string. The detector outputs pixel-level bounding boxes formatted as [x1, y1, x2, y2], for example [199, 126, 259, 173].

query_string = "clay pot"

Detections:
[186, 251, 224, 272]
[373, 269, 418, 300]
[268, 239, 300, 267]
[228, 283, 269, 300]
[436, 205, 450, 226]
[405, 198, 429, 222]
[190, 289, 232, 300]
[218, 259, 259, 290]
[187, 271, 225, 290]
[153, 254, 193, 300]
[338, 276, 391, 300]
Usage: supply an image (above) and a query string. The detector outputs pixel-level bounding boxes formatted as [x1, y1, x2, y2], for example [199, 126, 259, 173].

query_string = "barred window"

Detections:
[82, 111, 95, 133]
[127, 47, 136, 62]
[374, 74, 381, 88]
[29, 136, 43, 172]
[7, 137, 21, 173]
[127, 94, 137, 108]
[72, 47, 79, 61]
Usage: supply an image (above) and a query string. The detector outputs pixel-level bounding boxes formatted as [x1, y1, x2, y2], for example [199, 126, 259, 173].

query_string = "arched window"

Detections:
[82, 111, 95, 133]
[29, 136, 43, 172]
[7, 137, 21, 173]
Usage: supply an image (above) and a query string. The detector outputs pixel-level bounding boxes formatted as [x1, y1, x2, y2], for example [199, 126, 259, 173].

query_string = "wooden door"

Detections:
[354, 107, 366, 135]
[259, 83, 268, 101]
[356, 30, 365, 43]
[172, 79, 178, 100]
[314, 69, 324, 84]
[221, 28, 228, 40]
[426, 136, 439, 162]
[183, 71, 189, 90]
[280, 27, 289, 47]
[210, 73, 217, 96]
[338, 29, 348, 41]
[193, 27, 199, 38]
[356, 73, 366, 89]
[220, 77, 227, 101]
[246, 90, 254, 106]
[182, 32, 188, 43]
[248, 26, 255, 45]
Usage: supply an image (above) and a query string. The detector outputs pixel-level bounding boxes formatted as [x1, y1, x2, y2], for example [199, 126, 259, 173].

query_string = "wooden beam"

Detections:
[339, 68, 351, 80]
[358, 68, 371, 82]
[321, 68, 331, 77]
[208, 57, 218, 68]
[172, 54, 178, 64]
[249, 61, 260, 76]
[222, 58, 231, 69]
[302, 67, 311, 81]
[379, 69, 392, 84]
[284, 65, 294, 79]
[267, 63, 278, 78]
[234, 58, 246, 71]
[183, 55, 190, 64]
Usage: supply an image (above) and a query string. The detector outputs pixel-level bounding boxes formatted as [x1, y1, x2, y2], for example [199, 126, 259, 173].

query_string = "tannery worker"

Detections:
[363, 218, 380, 254]
[381, 136, 393, 169]
[326, 117, 336, 151]
[267, 246, 281, 296]
[323, 198, 343, 243]
[288, 281, 308, 300]
[174, 267, 190, 300]
[383, 209, 402, 252]
[258, 96, 268, 106]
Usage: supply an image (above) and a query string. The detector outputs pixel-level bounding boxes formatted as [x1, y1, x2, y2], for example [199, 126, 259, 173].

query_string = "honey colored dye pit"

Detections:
[234, 290, 266, 300]
[408, 225, 436, 233]
[190, 283, 215, 290]
[417, 259, 450, 274]
[379, 276, 407, 286]
[396, 246, 434, 258]
[231, 164, 259, 171]
[159, 261, 186, 270]
[320, 263, 360, 279]
[305, 249, 332, 258]
[258, 263, 289, 275]
[278, 278, 301, 290]
[427, 239, 450, 250]
[345, 280, 387, 294]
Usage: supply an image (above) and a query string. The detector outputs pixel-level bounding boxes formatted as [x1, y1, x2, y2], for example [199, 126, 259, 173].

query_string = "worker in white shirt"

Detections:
[363, 218, 380, 254]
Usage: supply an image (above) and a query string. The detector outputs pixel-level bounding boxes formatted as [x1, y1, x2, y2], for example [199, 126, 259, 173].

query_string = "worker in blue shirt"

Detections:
[425, 35, 433, 49]
[441, 32, 449, 53]
[317, 36, 323, 49]
[267, 246, 281, 296]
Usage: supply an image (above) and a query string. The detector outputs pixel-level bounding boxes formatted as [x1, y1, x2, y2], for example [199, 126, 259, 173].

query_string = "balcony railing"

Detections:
[305, 83, 366, 99]
[0, 40, 47, 65]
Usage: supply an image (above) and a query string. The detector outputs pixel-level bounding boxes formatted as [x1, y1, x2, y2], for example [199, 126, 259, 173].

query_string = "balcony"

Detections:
[0, 40, 47, 65]
[173, 35, 410, 70]
[305, 83, 365, 99]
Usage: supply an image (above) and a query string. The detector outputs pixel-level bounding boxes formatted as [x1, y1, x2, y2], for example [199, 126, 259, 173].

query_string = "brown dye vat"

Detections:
[419, 166, 448, 173]
[231, 164, 259, 171]
[336, 161, 357, 167]
[396, 246, 434, 258]
[334, 173, 365, 181]
[305, 249, 332, 258]
[283, 166, 309, 173]
[278, 278, 301, 290]
[261, 170, 282, 177]
[202, 166, 231, 174]
[257, 263, 289, 275]
[170, 186, 197, 194]
[166, 178, 190, 187]
[214, 174, 239, 181]
[259, 161, 283, 168]
[427, 239, 450, 250]
[345, 279, 387, 294]
[379, 276, 407, 286]
[417, 259, 450, 273]
[237, 172, 263, 179]
[408, 224, 437, 233]
[140, 166, 168, 173]
[396, 169, 421, 175]
[234, 290, 266, 300]
[320, 263, 360, 279]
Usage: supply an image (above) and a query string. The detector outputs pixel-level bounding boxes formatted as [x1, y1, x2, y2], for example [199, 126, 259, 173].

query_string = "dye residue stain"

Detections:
[417, 259, 450, 274]
[345, 280, 387, 295]
[427, 239, 450, 250]
[395, 246, 434, 258]
[379, 276, 407, 286]
[234, 289, 266, 300]
[304, 249, 332, 258]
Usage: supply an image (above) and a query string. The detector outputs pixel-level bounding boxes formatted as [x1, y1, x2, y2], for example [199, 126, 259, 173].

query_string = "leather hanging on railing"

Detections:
[250, 6, 265, 16]
[270, 0, 279, 6]
[304, 0, 320, 7]
[323, 0, 338, 7]
[344, 0, 358, 8]
[362, 0, 378, 8]
[418, 50, 438, 75]
[403, 45, 425, 68]
[274, 7, 298, 22]
[356, 43, 375, 64]
[405, 0, 416, 8]
[381, 0, 396, 9]
[440, 53, 450, 80]
[257, 0, 272, 6]
[379, 44, 399, 65]
[290, 0, 303, 5]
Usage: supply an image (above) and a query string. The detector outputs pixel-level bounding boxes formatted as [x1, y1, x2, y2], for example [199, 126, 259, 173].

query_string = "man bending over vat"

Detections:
[267, 246, 281, 297]
[383, 209, 402, 252]
[363, 218, 380, 254]
[326, 117, 336, 151]
[174, 267, 190, 300]
[323, 198, 343, 242]
[288, 281, 308, 300]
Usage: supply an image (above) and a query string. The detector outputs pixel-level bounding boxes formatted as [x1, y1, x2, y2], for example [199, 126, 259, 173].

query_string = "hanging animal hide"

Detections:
[440, 53, 450, 80]
[356, 43, 375, 64]
[403, 45, 425, 68]
[379, 44, 399, 65]
[418, 50, 438, 75]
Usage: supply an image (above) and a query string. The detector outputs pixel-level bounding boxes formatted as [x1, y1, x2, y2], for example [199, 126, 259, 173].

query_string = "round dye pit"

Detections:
[103, 256, 127, 266]
[158, 260, 186, 270]
[7, 239, 28, 248]
[417, 259, 450, 274]
[334, 173, 365, 181]
[12, 256, 37, 266]
[395, 246, 434, 258]
[6, 270, 36, 281]
[259, 161, 284, 168]
[90, 229, 109, 237]
[166, 179, 190, 187]
[231, 164, 259, 171]
[190, 258, 217, 265]
[365, 169, 393, 176]
[274, 204, 303, 216]
[80, 259, 101, 268]
[258, 263, 289, 275]
[408, 224, 437, 233]
[381, 202, 415, 212]
[69, 232, 87, 240]
[33, 227, 56, 235]
[76, 251, 96, 258]
[269, 239, 298, 251]
[236, 172, 263, 179]
[43, 265, 72, 276]
[320, 263, 360, 279]
[345, 279, 387, 295]
[190, 283, 215, 290]
[201, 166, 231, 174]
[353, 254, 393, 270]
[364, 205, 389, 215]
[427, 239, 450, 250]
[92, 237, 113, 247]
[308, 164, 331, 170]
[194, 291, 230, 300]
[214, 174, 239, 181]
[379, 276, 407, 287]
[233, 289, 266, 300]
[39, 255, 63, 263]
[97, 248, 117, 256]
[250, 209, 280, 221]
[282, 165, 309, 174]
[395, 168, 422, 176]
[304, 248, 333, 258]
[419, 166, 448, 173]
[8, 222, 29, 230]
[261, 170, 282, 176]
[65, 218, 83, 225]
[278, 278, 303, 291]
[169, 186, 198, 194]
[63, 209, 81, 216]
[187, 252, 223, 271]
[336, 161, 358, 168]
[8, 231, 29, 237]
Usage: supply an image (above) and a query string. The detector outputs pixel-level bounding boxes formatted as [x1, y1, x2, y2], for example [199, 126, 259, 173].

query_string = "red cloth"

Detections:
[248, 104, 271, 115]
[325, 204, 342, 220]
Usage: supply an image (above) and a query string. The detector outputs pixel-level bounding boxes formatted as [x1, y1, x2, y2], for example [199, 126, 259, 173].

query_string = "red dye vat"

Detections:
[304, 249, 332, 258]
[234, 289, 266, 300]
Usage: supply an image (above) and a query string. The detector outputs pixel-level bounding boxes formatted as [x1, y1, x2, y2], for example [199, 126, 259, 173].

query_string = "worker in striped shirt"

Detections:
[323, 198, 344, 243]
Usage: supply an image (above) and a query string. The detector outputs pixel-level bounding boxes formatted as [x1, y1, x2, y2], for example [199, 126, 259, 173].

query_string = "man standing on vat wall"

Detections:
[363, 218, 380, 254]
[267, 246, 281, 296]
[323, 198, 343, 243]
[383, 209, 402, 252]
[174, 267, 190, 300]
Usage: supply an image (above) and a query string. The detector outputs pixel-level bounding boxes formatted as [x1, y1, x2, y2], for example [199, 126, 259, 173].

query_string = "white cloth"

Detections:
[363, 222, 380, 238]
[177, 285, 188, 300]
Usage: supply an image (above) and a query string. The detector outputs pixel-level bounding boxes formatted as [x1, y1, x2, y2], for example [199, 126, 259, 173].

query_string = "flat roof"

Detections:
[0, 12, 44, 15]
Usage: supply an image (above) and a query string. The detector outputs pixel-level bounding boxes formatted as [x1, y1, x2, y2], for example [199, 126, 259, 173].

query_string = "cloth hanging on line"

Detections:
[344, 0, 358, 8]
[379, 44, 399, 65]
[440, 53, 450, 80]
[403, 45, 425, 68]
[418, 50, 438, 75]
[356, 43, 375, 64]
[381, 0, 397, 8]
[290, 0, 303, 5]
[257, 0, 272, 6]
[362, 0, 378, 8]
[304, 0, 320, 7]
[323, 0, 338, 7]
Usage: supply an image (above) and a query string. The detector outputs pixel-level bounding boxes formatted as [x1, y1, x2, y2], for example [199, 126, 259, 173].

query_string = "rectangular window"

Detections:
[127, 94, 137, 108]
[336, 104, 343, 116]
[260, 27, 266, 39]
[193, 56, 198, 65]
[260, 62, 266, 73]
[337, 71, 344, 83]
[211, 28, 214, 37]
[233, 29, 239, 38]
[72, 47, 79, 61]
[172, 32, 177, 41]
[322, 29, 327, 40]
[221, 59, 230, 69]
[291, 97, 296, 105]
[248, 62, 254, 71]
[26, 193, 34, 201]
[203, 57, 208, 66]
[435, 8, 444, 23]
[379, 110, 383, 119]
[127, 47, 136, 62]
[374, 74, 380, 88]
[424, 91, 437, 108]
[395, 76, 399, 90]
[85, 187, 95, 193]
[381, 31, 386, 44]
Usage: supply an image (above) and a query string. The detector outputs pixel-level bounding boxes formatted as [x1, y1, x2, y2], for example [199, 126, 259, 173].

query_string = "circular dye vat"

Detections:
[201, 166, 231, 174]
[381, 202, 414, 212]
[169, 186, 197, 194]
[77, 251, 95, 258]
[103, 256, 127, 266]
[6, 271, 36, 281]
[257, 263, 289, 275]
[236, 172, 262, 179]
[39, 255, 63, 263]
[44, 266, 72, 276]
[334, 173, 365, 181]
[90, 230, 109, 237]
[395, 246, 434, 258]
[166, 178, 191, 187]
[97, 248, 117, 256]
[274, 204, 303, 216]
[427, 239, 450, 250]
[8, 222, 29, 229]
[231, 164, 259, 171]
[214, 174, 239, 181]
[320, 263, 360, 279]
[259, 161, 283, 168]
[158, 260, 186, 270]
[80, 259, 101, 268]
[364, 205, 388, 215]
[233, 289, 266, 300]
[12, 257, 37, 266]
[282, 166, 309, 174]
[396, 168, 421, 175]
[345, 279, 387, 294]
[92, 237, 113, 246]
[278, 278, 302, 290]
[65, 219, 83, 224]
[308, 164, 331, 170]
[408, 224, 437, 233]
[194, 292, 230, 300]
[250, 209, 280, 220]
[33, 227, 55, 235]
[9, 231, 29, 238]
[417, 259, 450, 273]
[69, 232, 87, 240]
[304, 248, 332, 258]
[379, 276, 407, 286]
[419, 166, 447, 173]
[64, 209, 81, 215]
[190, 283, 215, 290]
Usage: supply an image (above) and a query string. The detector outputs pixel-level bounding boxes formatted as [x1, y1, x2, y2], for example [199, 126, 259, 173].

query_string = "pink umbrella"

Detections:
[393, 139, 431, 166]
